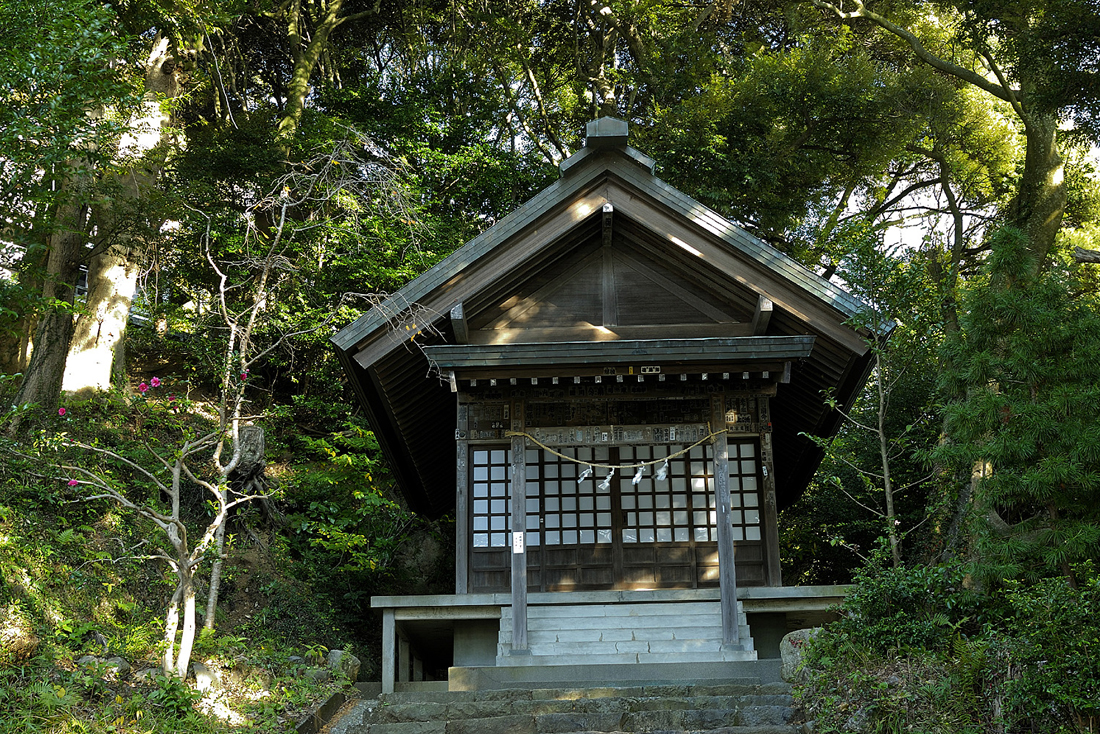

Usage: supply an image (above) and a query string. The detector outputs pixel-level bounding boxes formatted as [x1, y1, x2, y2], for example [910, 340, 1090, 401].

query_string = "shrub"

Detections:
[833, 549, 985, 654]
[1001, 573, 1100, 732]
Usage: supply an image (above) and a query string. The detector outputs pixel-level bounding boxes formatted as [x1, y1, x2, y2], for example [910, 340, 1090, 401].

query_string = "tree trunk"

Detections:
[204, 504, 228, 632]
[63, 34, 178, 394]
[875, 357, 902, 568]
[277, 0, 347, 141]
[175, 569, 198, 679]
[11, 200, 88, 414]
[1010, 112, 1065, 268]
[205, 425, 265, 630]
[62, 244, 140, 393]
[162, 582, 183, 675]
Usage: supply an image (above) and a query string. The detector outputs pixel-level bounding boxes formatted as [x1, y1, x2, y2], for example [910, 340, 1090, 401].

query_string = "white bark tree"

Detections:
[63, 33, 181, 394]
[61, 429, 261, 678]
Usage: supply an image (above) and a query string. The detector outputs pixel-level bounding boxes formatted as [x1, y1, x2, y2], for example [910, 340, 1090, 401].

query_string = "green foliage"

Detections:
[800, 561, 1100, 733]
[834, 548, 986, 653]
[0, 0, 137, 223]
[935, 228, 1100, 585]
[143, 672, 203, 718]
[782, 222, 943, 580]
[1001, 573, 1100, 731]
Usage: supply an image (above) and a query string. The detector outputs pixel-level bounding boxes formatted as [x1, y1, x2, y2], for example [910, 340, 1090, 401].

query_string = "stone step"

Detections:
[381, 680, 793, 702]
[367, 693, 795, 723]
[501, 601, 724, 618]
[499, 626, 726, 644]
[337, 707, 797, 733]
[495, 639, 753, 657]
[496, 649, 759, 666]
[500, 615, 742, 632]
[448, 660, 784, 692]
[331, 683, 798, 734]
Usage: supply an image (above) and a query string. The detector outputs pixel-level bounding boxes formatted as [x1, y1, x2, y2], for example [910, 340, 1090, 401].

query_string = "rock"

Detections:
[92, 631, 110, 655]
[192, 661, 221, 692]
[287, 655, 304, 664]
[326, 649, 361, 681]
[76, 655, 103, 668]
[133, 668, 160, 685]
[0, 623, 39, 664]
[305, 667, 332, 684]
[104, 656, 131, 680]
[780, 627, 822, 683]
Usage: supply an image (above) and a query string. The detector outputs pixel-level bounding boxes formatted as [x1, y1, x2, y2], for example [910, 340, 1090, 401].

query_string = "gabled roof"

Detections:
[332, 118, 884, 518]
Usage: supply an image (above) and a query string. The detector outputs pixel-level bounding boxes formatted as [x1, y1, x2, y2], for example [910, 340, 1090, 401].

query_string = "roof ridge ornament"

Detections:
[558, 117, 656, 176]
[585, 117, 629, 149]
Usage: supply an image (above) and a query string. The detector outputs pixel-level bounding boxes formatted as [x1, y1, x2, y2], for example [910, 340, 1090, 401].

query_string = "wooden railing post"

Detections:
[509, 398, 530, 653]
[712, 396, 740, 647]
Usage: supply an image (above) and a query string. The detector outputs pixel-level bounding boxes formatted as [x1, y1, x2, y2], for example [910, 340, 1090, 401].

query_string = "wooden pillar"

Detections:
[759, 397, 783, 586]
[381, 608, 395, 694]
[456, 403, 470, 594]
[712, 396, 740, 647]
[509, 397, 530, 653]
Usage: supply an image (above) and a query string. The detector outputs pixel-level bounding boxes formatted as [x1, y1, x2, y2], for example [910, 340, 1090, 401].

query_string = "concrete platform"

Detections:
[371, 586, 849, 694]
[448, 659, 784, 691]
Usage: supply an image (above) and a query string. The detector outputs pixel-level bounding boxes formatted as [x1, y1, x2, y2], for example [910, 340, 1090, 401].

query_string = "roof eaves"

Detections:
[331, 152, 621, 354]
[609, 163, 885, 334]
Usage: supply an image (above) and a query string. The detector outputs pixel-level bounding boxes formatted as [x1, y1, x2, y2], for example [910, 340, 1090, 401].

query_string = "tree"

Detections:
[61, 33, 181, 394]
[0, 0, 139, 408]
[806, 0, 1100, 271]
[936, 228, 1100, 587]
[798, 223, 941, 568]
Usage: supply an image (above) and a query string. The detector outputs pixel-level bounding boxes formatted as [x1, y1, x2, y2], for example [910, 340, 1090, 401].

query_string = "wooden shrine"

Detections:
[331, 118, 886, 691]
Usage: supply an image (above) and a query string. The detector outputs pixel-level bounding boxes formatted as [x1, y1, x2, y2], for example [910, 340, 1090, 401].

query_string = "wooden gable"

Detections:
[466, 221, 750, 345]
[332, 119, 885, 518]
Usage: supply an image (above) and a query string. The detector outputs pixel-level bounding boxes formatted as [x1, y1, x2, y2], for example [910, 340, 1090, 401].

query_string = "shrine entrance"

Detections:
[468, 439, 767, 593]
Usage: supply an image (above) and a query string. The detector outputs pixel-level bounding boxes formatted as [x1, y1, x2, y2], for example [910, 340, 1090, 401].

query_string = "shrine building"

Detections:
[331, 118, 886, 693]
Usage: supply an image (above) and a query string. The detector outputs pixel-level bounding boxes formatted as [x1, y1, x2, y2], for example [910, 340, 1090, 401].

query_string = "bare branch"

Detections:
[63, 440, 171, 494]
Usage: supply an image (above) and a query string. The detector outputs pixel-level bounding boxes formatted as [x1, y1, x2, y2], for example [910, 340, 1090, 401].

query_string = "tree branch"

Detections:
[809, 0, 1018, 106]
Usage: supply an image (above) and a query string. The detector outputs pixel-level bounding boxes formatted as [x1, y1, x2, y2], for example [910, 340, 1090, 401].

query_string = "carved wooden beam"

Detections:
[751, 295, 773, 336]
[450, 302, 469, 344]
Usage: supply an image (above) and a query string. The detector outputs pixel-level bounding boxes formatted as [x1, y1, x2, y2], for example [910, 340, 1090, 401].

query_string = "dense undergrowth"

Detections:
[0, 363, 453, 732]
[796, 551, 1100, 734]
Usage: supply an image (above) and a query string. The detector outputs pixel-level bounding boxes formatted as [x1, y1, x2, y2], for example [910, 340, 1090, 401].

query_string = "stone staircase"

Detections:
[327, 679, 801, 734]
[496, 600, 756, 666]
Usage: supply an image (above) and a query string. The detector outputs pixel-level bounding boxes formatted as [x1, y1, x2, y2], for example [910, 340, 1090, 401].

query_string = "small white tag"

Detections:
[512, 532, 525, 554]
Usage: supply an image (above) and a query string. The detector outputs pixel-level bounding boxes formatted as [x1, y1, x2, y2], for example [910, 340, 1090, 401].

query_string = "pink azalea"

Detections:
[138, 382, 148, 394]
[150, 376, 161, 388]
[168, 394, 175, 402]
[67, 479, 78, 487]
[240, 373, 248, 381]
[58, 407, 66, 416]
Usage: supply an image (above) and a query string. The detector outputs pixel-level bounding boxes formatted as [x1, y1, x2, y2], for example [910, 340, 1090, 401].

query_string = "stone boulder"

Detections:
[105, 656, 131, 680]
[191, 661, 222, 692]
[780, 627, 822, 683]
[133, 668, 160, 685]
[305, 667, 332, 684]
[76, 655, 131, 680]
[326, 649, 361, 682]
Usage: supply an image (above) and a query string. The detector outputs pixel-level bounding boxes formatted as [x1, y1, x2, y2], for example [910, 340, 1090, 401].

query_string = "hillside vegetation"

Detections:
[2, 0, 1100, 731]
[0, 363, 452, 733]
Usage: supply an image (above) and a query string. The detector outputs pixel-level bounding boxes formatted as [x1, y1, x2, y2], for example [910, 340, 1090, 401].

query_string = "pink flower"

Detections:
[138, 382, 148, 394]
[240, 372, 248, 381]
[67, 479, 78, 487]
[58, 408, 66, 416]
[168, 394, 175, 402]
[150, 376, 161, 388]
